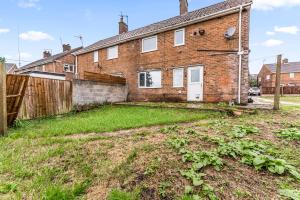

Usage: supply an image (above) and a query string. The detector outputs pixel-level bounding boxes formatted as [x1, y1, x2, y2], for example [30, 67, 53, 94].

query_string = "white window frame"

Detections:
[93, 51, 99, 63]
[173, 68, 184, 88]
[138, 70, 162, 89]
[107, 45, 119, 60]
[290, 73, 295, 78]
[63, 64, 75, 73]
[174, 28, 185, 47]
[142, 35, 158, 53]
[266, 75, 271, 80]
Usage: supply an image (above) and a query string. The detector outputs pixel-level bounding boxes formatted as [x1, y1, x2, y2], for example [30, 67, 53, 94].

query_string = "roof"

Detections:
[265, 62, 300, 74]
[5, 63, 17, 72]
[75, 0, 252, 55]
[16, 47, 82, 71]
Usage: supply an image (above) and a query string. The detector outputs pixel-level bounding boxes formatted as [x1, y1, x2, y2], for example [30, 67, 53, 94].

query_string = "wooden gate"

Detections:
[6, 74, 29, 126]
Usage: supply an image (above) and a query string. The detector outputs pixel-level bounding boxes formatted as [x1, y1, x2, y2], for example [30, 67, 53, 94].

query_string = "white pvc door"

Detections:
[187, 66, 203, 101]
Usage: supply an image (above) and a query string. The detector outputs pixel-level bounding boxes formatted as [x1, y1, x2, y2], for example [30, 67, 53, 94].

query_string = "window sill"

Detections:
[138, 87, 162, 89]
[174, 44, 185, 47]
[107, 58, 118, 60]
[141, 49, 158, 54]
[173, 86, 184, 88]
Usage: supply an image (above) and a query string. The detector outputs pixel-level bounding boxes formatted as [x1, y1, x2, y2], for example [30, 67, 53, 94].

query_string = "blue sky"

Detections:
[0, 0, 299, 74]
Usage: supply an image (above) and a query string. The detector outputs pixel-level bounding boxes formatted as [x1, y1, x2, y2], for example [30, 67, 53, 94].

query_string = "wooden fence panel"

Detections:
[18, 77, 72, 120]
[83, 71, 126, 85]
[262, 86, 300, 95]
[6, 74, 29, 125]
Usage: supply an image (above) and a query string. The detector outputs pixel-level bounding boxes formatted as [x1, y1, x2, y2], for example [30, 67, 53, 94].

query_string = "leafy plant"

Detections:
[181, 169, 205, 186]
[168, 137, 189, 151]
[158, 181, 171, 198]
[160, 125, 180, 134]
[144, 157, 161, 176]
[277, 128, 300, 140]
[185, 128, 197, 135]
[201, 184, 219, 200]
[279, 189, 300, 200]
[228, 125, 259, 138]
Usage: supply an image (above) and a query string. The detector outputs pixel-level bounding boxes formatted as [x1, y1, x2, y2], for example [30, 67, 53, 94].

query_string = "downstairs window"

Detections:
[139, 70, 162, 88]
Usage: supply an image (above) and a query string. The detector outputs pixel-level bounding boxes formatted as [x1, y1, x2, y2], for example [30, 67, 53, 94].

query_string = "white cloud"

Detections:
[0, 28, 10, 34]
[18, 0, 40, 9]
[266, 31, 275, 36]
[253, 0, 300, 10]
[274, 26, 299, 34]
[262, 39, 284, 47]
[19, 31, 54, 41]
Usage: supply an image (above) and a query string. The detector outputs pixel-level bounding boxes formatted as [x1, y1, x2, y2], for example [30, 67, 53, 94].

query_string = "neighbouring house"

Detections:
[15, 44, 82, 80]
[74, 0, 252, 104]
[5, 63, 17, 74]
[258, 59, 300, 87]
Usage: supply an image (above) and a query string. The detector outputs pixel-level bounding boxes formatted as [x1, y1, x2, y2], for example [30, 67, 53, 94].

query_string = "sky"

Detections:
[0, 0, 299, 74]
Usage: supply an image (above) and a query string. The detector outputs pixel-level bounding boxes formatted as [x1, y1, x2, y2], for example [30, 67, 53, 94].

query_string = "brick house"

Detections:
[74, 0, 252, 103]
[5, 63, 17, 74]
[258, 60, 300, 87]
[15, 44, 82, 80]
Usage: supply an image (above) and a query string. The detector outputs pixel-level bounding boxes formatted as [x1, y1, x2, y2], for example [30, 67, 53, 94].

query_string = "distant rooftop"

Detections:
[265, 62, 300, 74]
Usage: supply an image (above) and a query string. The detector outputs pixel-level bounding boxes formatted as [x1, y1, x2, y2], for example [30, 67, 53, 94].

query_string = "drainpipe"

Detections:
[237, 5, 243, 104]
[75, 55, 78, 78]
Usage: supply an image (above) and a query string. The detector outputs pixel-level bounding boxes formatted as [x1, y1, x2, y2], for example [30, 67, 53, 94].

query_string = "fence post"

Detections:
[0, 58, 7, 136]
[274, 55, 282, 110]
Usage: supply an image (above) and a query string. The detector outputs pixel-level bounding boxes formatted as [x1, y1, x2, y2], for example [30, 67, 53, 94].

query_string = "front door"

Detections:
[187, 66, 203, 101]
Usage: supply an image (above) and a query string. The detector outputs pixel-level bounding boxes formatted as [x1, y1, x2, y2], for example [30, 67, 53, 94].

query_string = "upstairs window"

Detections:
[174, 29, 185, 46]
[139, 70, 162, 88]
[290, 73, 295, 78]
[107, 46, 118, 60]
[173, 68, 184, 87]
[64, 64, 75, 73]
[93, 51, 99, 62]
[142, 36, 158, 53]
[266, 75, 271, 80]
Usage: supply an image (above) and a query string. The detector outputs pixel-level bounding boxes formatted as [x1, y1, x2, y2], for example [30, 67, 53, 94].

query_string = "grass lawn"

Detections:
[261, 95, 300, 103]
[1, 105, 299, 199]
[8, 105, 223, 138]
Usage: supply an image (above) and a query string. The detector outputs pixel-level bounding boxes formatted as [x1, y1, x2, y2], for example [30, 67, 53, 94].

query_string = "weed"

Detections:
[168, 137, 189, 151]
[276, 128, 300, 140]
[161, 125, 180, 134]
[228, 125, 259, 138]
[185, 128, 197, 135]
[144, 157, 161, 176]
[0, 183, 17, 194]
[201, 184, 219, 200]
[279, 189, 300, 200]
[107, 189, 139, 200]
[158, 181, 171, 198]
[180, 169, 205, 186]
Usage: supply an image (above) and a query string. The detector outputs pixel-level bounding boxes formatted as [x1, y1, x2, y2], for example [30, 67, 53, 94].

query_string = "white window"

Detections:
[290, 73, 295, 78]
[142, 36, 158, 53]
[107, 46, 118, 60]
[174, 29, 185, 46]
[139, 70, 162, 88]
[266, 75, 270, 80]
[173, 68, 184, 87]
[93, 51, 99, 62]
[64, 64, 75, 73]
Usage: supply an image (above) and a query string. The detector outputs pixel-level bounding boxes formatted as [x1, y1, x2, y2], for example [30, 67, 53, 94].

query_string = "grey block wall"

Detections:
[73, 80, 128, 107]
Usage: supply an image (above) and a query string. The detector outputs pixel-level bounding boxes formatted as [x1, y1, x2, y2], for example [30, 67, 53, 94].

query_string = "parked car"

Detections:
[248, 87, 261, 96]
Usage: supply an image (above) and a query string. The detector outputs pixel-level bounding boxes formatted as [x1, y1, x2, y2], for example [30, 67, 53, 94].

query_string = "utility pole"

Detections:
[274, 54, 282, 110]
[0, 58, 7, 136]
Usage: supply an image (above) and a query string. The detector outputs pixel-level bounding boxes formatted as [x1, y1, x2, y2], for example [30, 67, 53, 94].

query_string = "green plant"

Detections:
[168, 137, 189, 151]
[185, 128, 197, 135]
[107, 189, 139, 200]
[277, 128, 300, 140]
[228, 125, 259, 138]
[181, 169, 205, 186]
[160, 125, 180, 134]
[279, 189, 300, 200]
[201, 184, 219, 200]
[158, 181, 171, 198]
[0, 183, 17, 194]
[144, 157, 161, 176]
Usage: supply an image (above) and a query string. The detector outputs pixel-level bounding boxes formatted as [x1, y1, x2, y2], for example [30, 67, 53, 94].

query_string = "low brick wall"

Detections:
[73, 79, 128, 109]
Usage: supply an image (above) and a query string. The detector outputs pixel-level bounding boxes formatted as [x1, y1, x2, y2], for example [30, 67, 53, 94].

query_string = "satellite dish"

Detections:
[224, 27, 236, 39]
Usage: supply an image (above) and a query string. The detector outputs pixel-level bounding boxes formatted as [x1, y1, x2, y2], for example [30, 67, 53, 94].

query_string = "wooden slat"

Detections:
[83, 71, 126, 85]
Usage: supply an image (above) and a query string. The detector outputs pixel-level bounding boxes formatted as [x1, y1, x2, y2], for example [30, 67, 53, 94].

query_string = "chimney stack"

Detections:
[63, 44, 71, 52]
[119, 15, 128, 34]
[283, 58, 289, 64]
[43, 50, 51, 58]
[180, 0, 188, 15]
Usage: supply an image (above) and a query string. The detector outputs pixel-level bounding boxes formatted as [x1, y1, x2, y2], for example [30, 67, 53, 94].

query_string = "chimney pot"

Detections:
[283, 58, 289, 64]
[119, 15, 128, 34]
[43, 51, 51, 58]
[63, 44, 71, 52]
[180, 0, 188, 15]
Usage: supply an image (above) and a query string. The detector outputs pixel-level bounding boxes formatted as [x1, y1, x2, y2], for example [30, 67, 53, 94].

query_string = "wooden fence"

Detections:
[18, 77, 73, 120]
[6, 74, 29, 126]
[84, 71, 126, 85]
[262, 86, 300, 95]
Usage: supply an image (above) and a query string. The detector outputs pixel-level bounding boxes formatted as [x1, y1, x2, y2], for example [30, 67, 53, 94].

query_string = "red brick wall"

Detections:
[77, 10, 250, 103]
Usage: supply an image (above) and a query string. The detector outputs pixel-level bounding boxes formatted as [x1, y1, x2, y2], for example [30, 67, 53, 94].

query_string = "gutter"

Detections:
[237, 5, 243, 104]
[75, 2, 253, 56]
